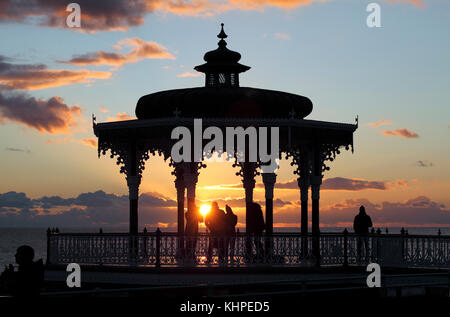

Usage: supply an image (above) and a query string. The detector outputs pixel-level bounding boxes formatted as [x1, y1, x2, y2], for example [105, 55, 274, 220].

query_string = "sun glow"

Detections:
[199, 204, 211, 217]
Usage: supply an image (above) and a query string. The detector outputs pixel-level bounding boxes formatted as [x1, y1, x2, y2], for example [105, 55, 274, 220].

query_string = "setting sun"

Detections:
[199, 204, 211, 217]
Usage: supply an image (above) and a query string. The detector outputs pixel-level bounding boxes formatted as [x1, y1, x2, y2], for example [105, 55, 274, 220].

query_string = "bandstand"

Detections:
[93, 23, 356, 235]
[93, 24, 356, 263]
[48, 24, 364, 268]
[45, 25, 450, 271]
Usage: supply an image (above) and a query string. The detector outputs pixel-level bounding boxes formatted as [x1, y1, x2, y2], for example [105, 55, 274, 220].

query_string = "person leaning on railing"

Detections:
[205, 202, 227, 263]
[246, 202, 266, 263]
[353, 205, 373, 262]
[224, 205, 238, 261]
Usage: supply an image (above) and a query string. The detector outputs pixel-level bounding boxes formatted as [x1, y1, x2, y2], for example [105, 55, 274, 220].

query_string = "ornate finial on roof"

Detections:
[217, 23, 227, 39]
[217, 23, 227, 48]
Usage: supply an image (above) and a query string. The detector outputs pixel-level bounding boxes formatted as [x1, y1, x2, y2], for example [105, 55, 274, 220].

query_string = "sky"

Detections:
[0, 0, 449, 229]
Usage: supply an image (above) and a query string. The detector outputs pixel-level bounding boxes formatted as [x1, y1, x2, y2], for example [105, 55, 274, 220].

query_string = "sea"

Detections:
[1, 227, 449, 269]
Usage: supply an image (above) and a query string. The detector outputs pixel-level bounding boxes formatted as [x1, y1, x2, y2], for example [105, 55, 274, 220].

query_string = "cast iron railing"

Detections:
[46, 230, 450, 268]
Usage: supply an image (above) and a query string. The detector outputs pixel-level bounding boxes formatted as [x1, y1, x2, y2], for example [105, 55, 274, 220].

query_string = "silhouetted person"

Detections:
[353, 206, 373, 262]
[0, 245, 44, 297]
[185, 205, 202, 261]
[224, 205, 238, 261]
[205, 202, 226, 262]
[246, 202, 265, 262]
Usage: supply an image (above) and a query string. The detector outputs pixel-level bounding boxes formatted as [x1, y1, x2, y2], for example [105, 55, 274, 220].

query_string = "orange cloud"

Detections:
[0, 69, 111, 90]
[63, 39, 174, 67]
[82, 138, 98, 148]
[0, 55, 111, 90]
[367, 119, 392, 127]
[0, 91, 81, 134]
[106, 112, 136, 122]
[46, 137, 99, 148]
[274, 33, 291, 40]
[381, 128, 419, 138]
[384, 0, 424, 8]
[0, 0, 424, 32]
[177, 72, 202, 78]
[61, 38, 175, 67]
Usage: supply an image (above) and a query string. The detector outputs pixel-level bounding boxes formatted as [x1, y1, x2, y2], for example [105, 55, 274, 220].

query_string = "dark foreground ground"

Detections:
[1, 265, 449, 314]
[42, 265, 449, 297]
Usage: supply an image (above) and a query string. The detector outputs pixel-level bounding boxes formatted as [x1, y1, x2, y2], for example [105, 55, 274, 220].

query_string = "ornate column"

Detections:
[287, 147, 311, 258]
[311, 143, 323, 265]
[184, 165, 199, 217]
[299, 149, 311, 236]
[173, 167, 186, 236]
[127, 138, 140, 235]
[297, 177, 309, 234]
[310, 175, 322, 235]
[286, 146, 310, 236]
[127, 175, 141, 235]
[262, 172, 276, 258]
[235, 162, 259, 232]
[262, 173, 276, 234]
[97, 136, 152, 235]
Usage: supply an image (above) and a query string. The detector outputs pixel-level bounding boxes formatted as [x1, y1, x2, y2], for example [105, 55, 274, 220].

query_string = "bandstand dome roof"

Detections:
[135, 24, 313, 120]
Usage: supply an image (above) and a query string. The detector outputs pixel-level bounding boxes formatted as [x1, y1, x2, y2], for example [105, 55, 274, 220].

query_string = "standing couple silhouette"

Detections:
[205, 202, 238, 263]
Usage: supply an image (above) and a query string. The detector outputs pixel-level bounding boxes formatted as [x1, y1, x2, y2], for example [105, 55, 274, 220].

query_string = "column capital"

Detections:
[297, 177, 309, 202]
[262, 173, 277, 200]
[297, 176, 310, 188]
[262, 172, 277, 184]
[184, 172, 198, 186]
[243, 178, 256, 189]
[126, 175, 141, 200]
[174, 177, 185, 190]
[311, 179, 321, 200]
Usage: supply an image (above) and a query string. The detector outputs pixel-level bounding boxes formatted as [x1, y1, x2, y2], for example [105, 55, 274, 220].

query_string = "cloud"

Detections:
[198, 197, 292, 208]
[0, 91, 81, 134]
[416, 160, 433, 167]
[46, 137, 99, 149]
[274, 33, 291, 40]
[386, 179, 409, 188]
[212, 177, 392, 191]
[177, 72, 202, 78]
[1, 190, 448, 228]
[0, 190, 177, 228]
[384, 0, 424, 8]
[61, 38, 175, 67]
[273, 195, 449, 227]
[81, 138, 97, 148]
[99, 106, 108, 113]
[322, 177, 387, 190]
[276, 177, 388, 191]
[0, 56, 111, 90]
[0, 192, 34, 209]
[0, 0, 424, 32]
[381, 128, 419, 138]
[367, 119, 392, 128]
[319, 196, 448, 226]
[5, 147, 30, 153]
[106, 112, 136, 122]
[0, 0, 150, 32]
